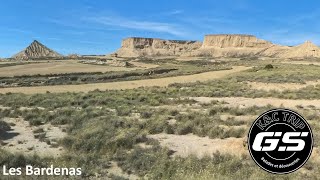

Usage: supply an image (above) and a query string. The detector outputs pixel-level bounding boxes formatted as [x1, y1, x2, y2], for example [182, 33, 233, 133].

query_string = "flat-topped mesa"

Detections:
[202, 34, 273, 48]
[121, 37, 154, 49]
[114, 34, 320, 58]
[116, 37, 202, 57]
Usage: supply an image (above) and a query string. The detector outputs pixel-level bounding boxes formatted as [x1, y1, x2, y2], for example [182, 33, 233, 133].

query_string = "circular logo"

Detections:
[248, 109, 313, 174]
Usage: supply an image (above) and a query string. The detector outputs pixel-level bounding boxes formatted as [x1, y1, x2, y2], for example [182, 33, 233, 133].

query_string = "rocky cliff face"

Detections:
[13, 40, 62, 60]
[115, 35, 279, 58]
[191, 34, 291, 57]
[113, 34, 320, 59]
[201, 34, 272, 48]
[116, 37, 202, 57]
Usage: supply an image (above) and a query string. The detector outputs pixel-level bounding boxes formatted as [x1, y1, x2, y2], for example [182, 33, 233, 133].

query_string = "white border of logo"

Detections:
[248, 108, 314, 174]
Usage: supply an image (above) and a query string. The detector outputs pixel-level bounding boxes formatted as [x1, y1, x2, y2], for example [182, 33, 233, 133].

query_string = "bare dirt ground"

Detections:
[129, 61, 158, 68]
[191, 97, 320, 109]
[0, 118, 66, 157]
[106, 162, 139, 180]
[176, 57, 241, 62]
[219, 114, 257, 122]
[148, 134, 246, 158]
[248, 81, 320, 91]
[0, 66, 250, 94]
[281, 60, 320, 66]
[0, 60, 154, 77]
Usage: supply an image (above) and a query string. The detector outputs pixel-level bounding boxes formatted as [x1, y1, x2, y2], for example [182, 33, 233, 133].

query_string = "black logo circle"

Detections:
[248, 109, 313, 174]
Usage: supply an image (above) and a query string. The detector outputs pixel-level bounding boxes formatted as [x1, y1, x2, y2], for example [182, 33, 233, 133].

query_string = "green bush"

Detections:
[176, 122, 193, 135]
[264, 64, 274, 69]
[208, 126, 224, 139]
[141, 111, 153, 119]
[0, 121, 11, 131]
[208, 108, 218, 116]
[222, 128, 246, 138]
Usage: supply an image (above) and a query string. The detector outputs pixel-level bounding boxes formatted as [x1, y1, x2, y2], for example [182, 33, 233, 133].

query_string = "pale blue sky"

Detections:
[1, 0, 320, 57]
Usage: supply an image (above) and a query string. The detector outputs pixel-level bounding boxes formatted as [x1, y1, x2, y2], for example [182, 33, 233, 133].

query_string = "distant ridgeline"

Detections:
[10, 34, 320, 60]
[114, 34, 320, 58]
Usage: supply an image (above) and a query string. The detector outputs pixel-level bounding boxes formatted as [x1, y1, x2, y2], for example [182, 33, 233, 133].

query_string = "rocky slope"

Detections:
[192, 34, 291, 57]
[201, 34, 272, 48]
[278, 41, 320, 58]
[112, 34, 320, 59]
[116, 37, 202, 57]
[13, 40, 62, 60]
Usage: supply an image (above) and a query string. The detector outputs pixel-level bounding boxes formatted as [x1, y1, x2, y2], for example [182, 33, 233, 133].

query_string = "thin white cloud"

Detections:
[167, 10, 184, 15]
[78, 40, 105, 45]
[47, 37, 62, 41]
[2, 27, 33, 35]
[46, 18, 122, 31]
[83, 16, 188, 37]
[61, 30, 86, 35]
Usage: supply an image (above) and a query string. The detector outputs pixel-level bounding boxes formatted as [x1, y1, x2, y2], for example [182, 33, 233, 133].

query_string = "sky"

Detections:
[1, 0, 320, 57]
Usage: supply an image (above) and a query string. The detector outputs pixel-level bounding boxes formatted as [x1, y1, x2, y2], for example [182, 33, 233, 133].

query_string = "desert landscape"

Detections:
[1, 33, 320, 179]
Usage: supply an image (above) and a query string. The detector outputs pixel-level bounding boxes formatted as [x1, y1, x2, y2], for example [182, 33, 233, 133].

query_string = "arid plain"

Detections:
[1, 34, 320, 179]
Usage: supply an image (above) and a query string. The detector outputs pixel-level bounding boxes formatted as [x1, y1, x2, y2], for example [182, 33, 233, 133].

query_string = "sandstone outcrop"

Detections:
[277, 41, 320, 58]
[201, 34, 272, 48]
[13, 40, 63, 60]
[256, 45, 291, 57]
[67, 54, 82, 59]
[192, 34, 290, 57]
[116, 37, 202, 57]
[113, 34, 320, 59]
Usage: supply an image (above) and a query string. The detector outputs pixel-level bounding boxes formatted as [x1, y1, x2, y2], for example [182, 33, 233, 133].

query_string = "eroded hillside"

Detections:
[114, 34, 320, 59]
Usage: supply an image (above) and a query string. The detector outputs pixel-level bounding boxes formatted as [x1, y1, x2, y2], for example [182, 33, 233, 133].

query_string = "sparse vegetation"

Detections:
[1, 59, 320, 179]
[0, 59, 231, 88]
[264, 64, 274, 69]
[234, 63, 320, 83]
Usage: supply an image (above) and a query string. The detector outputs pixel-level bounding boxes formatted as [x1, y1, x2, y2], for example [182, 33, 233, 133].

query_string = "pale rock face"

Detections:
[278, 41, 320, 58]
[202, 34, 272, 48]
[121, 38, 153, 49]
[192, 34, 291, 57]
[116, 37, 202, 57]
[255, 45, 290, 57]
[113, 34, 320, 59]
[13, 40, 62, 60]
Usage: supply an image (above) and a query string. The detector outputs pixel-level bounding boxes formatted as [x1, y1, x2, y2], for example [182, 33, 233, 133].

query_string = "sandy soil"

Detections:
[281, 60, 320, 66]
[0, 66, 250, 94]
[220, 114, 257, 122]
[129, 61, 159, 68]
[175, 57, 204, 61]
[148, 134, 246, 158]
[0, 118, 66, 157]
[248, 81, 320, 91]
[0, 60, 153, 77]
[106, 161, 139, 180]
[192, 97, 320, 109]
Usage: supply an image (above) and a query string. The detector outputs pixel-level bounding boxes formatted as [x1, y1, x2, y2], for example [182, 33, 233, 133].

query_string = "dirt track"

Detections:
[0, 66, 250, 94]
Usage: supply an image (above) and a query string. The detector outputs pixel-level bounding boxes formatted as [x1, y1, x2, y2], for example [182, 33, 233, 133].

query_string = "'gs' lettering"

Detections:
[252, 132, 308, 151]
